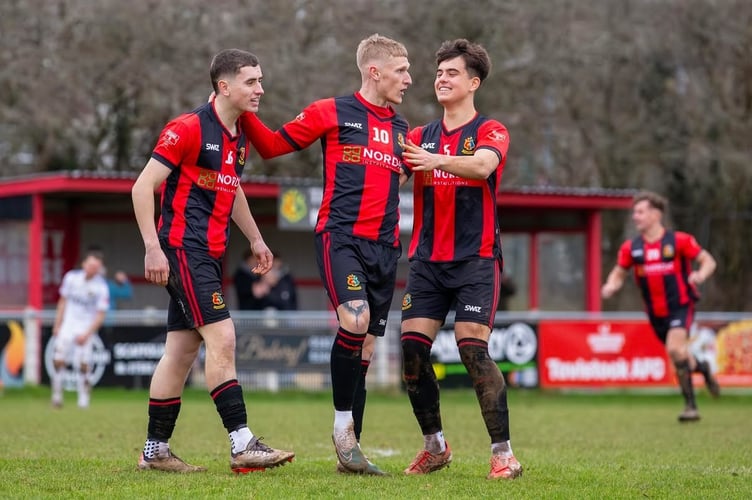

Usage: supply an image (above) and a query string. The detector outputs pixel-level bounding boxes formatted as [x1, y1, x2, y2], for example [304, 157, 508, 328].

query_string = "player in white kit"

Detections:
[51, 247, 110, 409]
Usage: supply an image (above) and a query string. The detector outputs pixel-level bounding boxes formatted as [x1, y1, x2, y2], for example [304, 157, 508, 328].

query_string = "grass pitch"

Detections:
[0, 386, 750, 499]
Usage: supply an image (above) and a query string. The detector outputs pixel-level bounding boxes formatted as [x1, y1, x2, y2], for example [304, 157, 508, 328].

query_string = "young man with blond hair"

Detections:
[241, 33, 412, 475]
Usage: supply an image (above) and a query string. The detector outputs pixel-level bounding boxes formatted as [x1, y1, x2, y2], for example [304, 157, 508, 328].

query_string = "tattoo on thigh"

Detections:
[344, 300, 369, 328]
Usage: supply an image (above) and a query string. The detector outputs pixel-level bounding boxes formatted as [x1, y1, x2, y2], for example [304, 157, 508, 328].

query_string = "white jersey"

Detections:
[58, 269, 110, 337]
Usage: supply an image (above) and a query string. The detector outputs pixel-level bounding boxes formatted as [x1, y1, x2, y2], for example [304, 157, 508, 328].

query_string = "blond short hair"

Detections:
[356, 34, 408, 70]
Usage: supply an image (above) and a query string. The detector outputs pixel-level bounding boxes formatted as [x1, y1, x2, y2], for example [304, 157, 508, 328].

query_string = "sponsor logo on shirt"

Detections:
[342, 146, 403, 173]
[636, 261, 676, 277]
[421, 142, 437, 150]
[422, 169, 471, 187]
[344, 122, 363, 130]
[160, 129, 180, 148]
[197, 169, 241, 193]
[488, 130, 507, 142]
[205, 143, 220, 152]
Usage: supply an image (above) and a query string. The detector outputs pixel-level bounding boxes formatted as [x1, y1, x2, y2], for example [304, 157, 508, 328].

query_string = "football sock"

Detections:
[695, 359, 711, 376]
[674, 359, 697, 409]
[76, 370, 89, 396]
[330, 328, 365, 411]
[491, 440, 514, 458]
[228, 426, 254, 454]
[352, 359, 370, 441]
[147, 397, 181, 441]
[334, 410, 354, 433]
[424, 431, 446, 454]
[51, 367, 63, 403]
[401, 332, 442, 435]
[143, 439, 171, 459]
[210, 379, 249, 433]
[458, 338, 511, 443]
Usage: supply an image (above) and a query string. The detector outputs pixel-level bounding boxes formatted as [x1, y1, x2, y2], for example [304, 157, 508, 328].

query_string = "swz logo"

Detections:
[464, 305, 482, 313]
[205, 143, 220, 152]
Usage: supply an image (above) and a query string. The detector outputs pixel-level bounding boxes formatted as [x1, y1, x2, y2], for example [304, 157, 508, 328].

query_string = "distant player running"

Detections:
[51, 247, 109, 409]
[132, 49, 293, 473]
[602, 191, 719, 422]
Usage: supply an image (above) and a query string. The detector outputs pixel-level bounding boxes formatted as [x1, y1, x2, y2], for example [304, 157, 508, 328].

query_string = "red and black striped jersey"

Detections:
[406, 114, 509, 262]
[617, 230, 702, 317]
[152, 101, 248, 259]
[241, 92, 408, 247]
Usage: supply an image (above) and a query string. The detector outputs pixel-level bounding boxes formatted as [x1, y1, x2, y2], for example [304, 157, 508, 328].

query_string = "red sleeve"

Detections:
[675, 231, 702, 260]
[151, 117, 196, 169]
[239, 99, 333, 159]
[238, 112, 296, 159]
[476, 120, 510, 167]
[277, 99, 332, 149]
[616, 240, 633, 269]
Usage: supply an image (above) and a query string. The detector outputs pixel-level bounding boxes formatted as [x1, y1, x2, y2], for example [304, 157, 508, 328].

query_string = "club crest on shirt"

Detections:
[662, 244, 675, 259]
[212, 291, 226, 310]
[346, 274, 362, 291]
[402, 293, 412, 311]
[461, 136, 476, 155]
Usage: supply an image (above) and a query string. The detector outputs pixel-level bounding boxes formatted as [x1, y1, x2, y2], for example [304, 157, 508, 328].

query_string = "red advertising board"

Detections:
[539, 320, 673, 388]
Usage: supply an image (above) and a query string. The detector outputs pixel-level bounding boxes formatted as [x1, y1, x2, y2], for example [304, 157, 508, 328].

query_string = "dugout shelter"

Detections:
[0, 171, 635, 313]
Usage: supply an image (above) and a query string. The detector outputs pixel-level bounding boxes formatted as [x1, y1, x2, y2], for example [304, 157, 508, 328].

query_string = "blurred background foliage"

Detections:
[1, 0, 750, 308]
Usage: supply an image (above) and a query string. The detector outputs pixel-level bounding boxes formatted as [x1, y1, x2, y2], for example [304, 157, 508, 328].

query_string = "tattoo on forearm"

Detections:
[344, 300, 369, 328]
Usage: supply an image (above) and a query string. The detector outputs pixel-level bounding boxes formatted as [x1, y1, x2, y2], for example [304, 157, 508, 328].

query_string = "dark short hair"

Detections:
[633, 191, 667, 212]
[436, 39, 491, 82]
[210, 49, 260, 93]
[83, 245, 104, 262]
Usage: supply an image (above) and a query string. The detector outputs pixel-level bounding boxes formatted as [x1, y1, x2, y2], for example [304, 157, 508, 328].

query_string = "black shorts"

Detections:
[401, 258, 501, 329]
[163, 244, 230, 330]
[648, 304, 694, 344]
[314, 232, 400, 336]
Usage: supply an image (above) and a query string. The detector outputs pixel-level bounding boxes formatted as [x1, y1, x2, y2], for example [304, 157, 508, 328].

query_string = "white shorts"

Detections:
[52, 334, 94, 367]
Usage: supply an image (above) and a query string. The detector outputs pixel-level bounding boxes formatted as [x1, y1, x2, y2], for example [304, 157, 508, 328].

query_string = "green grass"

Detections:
[0, 387, 750, 499]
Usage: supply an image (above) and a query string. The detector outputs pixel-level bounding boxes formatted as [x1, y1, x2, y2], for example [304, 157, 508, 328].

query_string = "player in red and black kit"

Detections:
[602, 191, 719, 422]
[132, 49, 294, 474]
[240, 34, 411, 475]
[399, 39, 522, 480]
